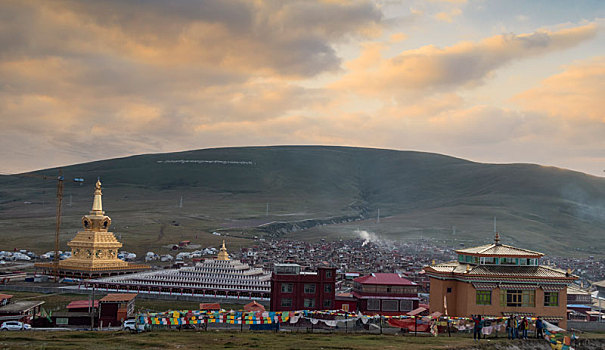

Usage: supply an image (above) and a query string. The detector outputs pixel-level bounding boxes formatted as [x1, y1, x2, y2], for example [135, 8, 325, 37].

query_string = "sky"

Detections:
[0, 0, 603, 176]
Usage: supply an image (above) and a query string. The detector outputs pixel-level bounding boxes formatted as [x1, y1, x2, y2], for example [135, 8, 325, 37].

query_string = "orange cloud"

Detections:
[513, 57, 605, 122]
[334, 23, 598, 96]
[434, 8, 462, 23]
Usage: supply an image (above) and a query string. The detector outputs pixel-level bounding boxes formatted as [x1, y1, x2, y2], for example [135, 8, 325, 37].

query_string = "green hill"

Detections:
[0, 146, 604, 257]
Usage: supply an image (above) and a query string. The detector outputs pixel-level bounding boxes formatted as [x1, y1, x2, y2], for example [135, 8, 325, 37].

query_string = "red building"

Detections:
[335, 292, 358, 312]
[352, 273, 420, 315]
[270, 263, 336, 311]
[99, 293, 136, 327]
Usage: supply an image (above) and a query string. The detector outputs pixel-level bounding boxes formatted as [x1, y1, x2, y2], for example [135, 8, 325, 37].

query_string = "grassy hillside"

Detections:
[0, 146, 604, 257]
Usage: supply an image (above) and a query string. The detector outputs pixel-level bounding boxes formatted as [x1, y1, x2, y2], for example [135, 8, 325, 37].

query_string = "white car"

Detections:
[0, 321, 31, 331]
[123, 319, 145, 333]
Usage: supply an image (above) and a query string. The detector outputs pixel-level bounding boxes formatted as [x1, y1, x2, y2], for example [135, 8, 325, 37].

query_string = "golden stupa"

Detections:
[217, 240, 230, 261]
[36, 179, 149, 278]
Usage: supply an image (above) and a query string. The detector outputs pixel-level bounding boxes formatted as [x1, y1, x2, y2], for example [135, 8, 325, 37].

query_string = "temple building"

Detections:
[85, 241, 272, 302]
[270, 263, 336, 311]
[424, 233, 577, 328]
[35, 180, 149, 278]
[351, 273, 420, 316]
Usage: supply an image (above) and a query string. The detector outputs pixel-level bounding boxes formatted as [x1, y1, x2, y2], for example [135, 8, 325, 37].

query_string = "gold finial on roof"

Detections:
[217, 240, 230, 260]
[91, 178, 104, 214]
[494, 232, 501, 246]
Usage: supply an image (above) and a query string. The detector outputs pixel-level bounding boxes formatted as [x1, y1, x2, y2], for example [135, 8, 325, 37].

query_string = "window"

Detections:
[382, 300, 398, 311]
[458, 255, 465, 263]
[323, 299, 332, 308]
[399, 300, 413, 312]
[304, 298, 316, 308]
[500, 258, 518, 265]
[281, 298, 292, 307]
[304, 283, 316, 294]
[500, 290, 535, 307]
[324, 284, 332, 293]
[325, 270, 332, 278]
[446, 287, 452, 293]
[480, 257, 497, 265]
[367, 299, 380, 311]
[281, 283, 293, 293]
[476, 291, 491, 305]
[544, 292, 559, 307]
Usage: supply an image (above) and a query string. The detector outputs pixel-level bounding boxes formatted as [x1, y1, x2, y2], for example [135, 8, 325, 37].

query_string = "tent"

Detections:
[244, 301, 266, 312]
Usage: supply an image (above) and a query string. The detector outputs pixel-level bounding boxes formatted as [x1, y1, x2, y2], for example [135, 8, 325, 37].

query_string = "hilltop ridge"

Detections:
[0, 146, 604, 257]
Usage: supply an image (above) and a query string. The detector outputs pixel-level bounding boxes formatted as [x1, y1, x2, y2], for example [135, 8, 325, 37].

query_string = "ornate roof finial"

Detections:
[494, 232, 501, 246]
[493, 216, 501, 246]
[91, 178, 104, 214]
[217, 240, 230, 260]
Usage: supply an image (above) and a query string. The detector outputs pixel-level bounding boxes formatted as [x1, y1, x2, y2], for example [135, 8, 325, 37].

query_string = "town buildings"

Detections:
[86, 242, 272, 301]
[35, 180, 149, 278]
[351, 273, 420, 316]
[270, 263, 336, 311]
[424, 233, 577, 328]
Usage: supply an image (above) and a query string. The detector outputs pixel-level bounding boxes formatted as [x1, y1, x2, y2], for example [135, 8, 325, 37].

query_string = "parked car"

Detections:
[123, 319, 145, 333]
[0, 321, 31, 331]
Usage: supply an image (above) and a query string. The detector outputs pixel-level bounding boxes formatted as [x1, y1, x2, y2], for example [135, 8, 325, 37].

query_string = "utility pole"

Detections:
[90, 284, 96, 330]
[377, 208, 380, 224]
[179, 196, 183, 208]
[53, 169, 64, 282]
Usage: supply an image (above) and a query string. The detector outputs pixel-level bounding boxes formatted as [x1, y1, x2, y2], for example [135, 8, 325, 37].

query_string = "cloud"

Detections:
[0, 0, 603, 178]
[0, 0, 383, 78]
[513, 56, 605, 123]
[334, 23, 598, 96]
[434, 8, 462, 23]
[0, 0, 383, 172]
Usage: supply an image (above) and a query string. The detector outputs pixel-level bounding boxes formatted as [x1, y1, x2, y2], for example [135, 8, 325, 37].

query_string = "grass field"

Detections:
[1, 328, 604, 350]
[0, 330, 521, 350]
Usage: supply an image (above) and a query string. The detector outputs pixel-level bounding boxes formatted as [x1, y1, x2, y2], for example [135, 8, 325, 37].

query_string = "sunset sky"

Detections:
[1, 0, 603, 176]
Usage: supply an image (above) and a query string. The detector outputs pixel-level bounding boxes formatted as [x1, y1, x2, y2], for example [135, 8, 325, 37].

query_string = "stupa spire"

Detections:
[217, 240, 230, 260]
[91, 178, 104, 214]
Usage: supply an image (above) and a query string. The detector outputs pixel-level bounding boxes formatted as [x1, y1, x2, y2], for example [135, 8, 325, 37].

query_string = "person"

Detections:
[536, 316, 544, 339]
[512, 316, 519, 339]
[473, 315, 483, 341]
[506, 315, 514, 339]
[521, 317, 529, 339]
